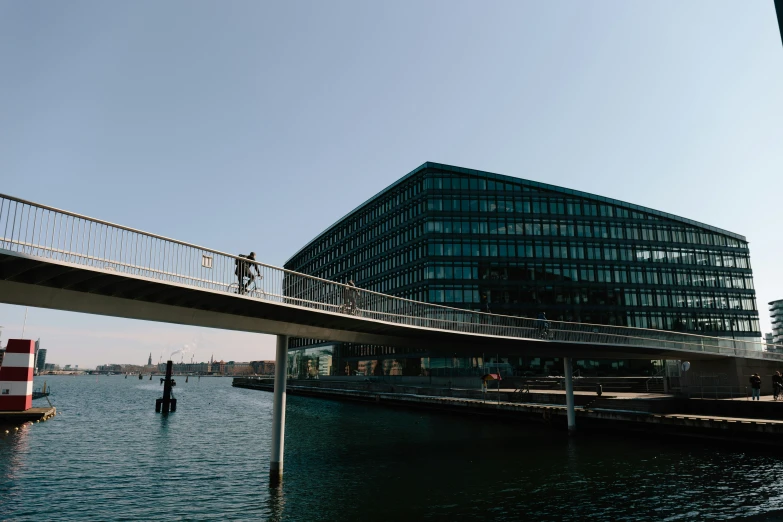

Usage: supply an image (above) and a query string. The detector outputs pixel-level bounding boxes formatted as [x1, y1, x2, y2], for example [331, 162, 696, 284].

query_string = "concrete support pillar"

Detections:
[564, 357, 575, 434]
[270, 335, 289, 484]
[663, 362, 670, 394]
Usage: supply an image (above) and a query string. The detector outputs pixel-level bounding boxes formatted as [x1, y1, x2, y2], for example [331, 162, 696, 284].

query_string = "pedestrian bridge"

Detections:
[0, 192, 778, 362]
[2, 191, 781, 479]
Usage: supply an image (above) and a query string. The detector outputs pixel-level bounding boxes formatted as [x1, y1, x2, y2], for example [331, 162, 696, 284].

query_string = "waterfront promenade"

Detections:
[234, 377, 783, 446]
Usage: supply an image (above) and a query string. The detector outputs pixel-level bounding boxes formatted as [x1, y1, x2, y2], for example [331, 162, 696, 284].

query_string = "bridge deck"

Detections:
[0, 250, 722, 360]
[0, 190, 775, 362]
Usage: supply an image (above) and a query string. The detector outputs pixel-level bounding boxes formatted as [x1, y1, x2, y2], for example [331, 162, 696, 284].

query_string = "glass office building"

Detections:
[770, 300, 783, 345]
[284, 162, 759, 378]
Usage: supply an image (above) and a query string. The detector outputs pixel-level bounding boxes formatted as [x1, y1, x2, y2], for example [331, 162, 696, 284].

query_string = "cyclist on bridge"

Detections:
[235, 251, 262, 295]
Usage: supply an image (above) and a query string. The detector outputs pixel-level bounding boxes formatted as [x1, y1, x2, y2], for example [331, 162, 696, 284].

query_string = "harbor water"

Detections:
[2, 376, 783, 521]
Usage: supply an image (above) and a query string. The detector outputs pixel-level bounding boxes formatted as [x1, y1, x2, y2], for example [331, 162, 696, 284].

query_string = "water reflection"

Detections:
[3, 377, 783, 521]
[0, 423, 31, 481]
[266, 482, 285, 522]
[565, 434, 582, 479]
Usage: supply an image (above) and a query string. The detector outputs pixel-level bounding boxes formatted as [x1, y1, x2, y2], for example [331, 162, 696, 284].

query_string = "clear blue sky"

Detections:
[1, 1, 781, 367]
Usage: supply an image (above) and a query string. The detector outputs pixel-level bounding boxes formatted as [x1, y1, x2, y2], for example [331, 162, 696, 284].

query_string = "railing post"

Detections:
[564, 357, 575, 434]
[270, 335, 289, 485]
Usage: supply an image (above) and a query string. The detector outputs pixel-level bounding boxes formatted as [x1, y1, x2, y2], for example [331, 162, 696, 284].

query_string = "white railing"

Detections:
[1, 192, 781, 361]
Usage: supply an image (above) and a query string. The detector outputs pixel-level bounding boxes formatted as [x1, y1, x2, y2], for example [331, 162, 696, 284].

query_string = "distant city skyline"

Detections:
[1, 2, 781, 366]
[0, 310, 276, 368]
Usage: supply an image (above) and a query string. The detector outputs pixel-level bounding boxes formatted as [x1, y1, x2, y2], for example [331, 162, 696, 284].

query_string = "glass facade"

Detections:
[284, 162, 759, 377]
[771, 300, 783, 345]
[288, 345, 336, 380]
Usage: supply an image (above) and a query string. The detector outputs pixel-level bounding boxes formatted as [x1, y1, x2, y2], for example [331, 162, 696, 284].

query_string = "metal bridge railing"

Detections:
[1, 192, 781, 361]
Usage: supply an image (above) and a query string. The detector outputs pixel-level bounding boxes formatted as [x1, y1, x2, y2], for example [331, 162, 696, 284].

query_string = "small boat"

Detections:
[149, 374, 152, 380]
[139, 374, 143, 380]
[185, 375, 189, 383]
[32, 381, 50, 400]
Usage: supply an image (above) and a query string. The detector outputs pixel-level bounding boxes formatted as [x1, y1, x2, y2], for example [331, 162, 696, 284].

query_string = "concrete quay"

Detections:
[234, 378, 783, 446]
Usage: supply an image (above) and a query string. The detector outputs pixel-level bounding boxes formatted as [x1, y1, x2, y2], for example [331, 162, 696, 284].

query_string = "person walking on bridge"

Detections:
[343, 279, 359, 315]
[235, 252, 262, 295]
[750, 372, 762, 401]
[536, 312, 549, 338]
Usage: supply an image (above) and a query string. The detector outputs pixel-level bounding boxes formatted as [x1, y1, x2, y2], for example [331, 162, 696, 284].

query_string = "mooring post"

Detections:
[156, 360, 177, 413]
[162, 360, 173, 413]
[270, 335, 289, 484]
[564, 357, 575, 434]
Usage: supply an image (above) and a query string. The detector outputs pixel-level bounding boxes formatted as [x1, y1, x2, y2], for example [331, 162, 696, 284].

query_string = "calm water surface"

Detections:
[2, 375, 783, 521]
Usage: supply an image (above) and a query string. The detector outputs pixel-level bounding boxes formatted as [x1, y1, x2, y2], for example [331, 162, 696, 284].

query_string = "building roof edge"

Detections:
[285, 162, 433, 264]
[425, 162, 747, 241]
[285, 161, 747, 265]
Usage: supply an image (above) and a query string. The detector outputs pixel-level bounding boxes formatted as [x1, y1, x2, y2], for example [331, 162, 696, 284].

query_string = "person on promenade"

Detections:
[235, 252, 261, 295]
[773, 371, 783, 401]
[750, 373, 762, 401]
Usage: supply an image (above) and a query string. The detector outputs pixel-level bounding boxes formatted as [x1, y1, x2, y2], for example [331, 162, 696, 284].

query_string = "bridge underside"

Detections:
[0, 251, 721, 361]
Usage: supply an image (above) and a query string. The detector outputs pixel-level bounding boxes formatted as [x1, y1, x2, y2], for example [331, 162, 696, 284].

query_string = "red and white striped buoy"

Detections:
[0, 339, 35, 411]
